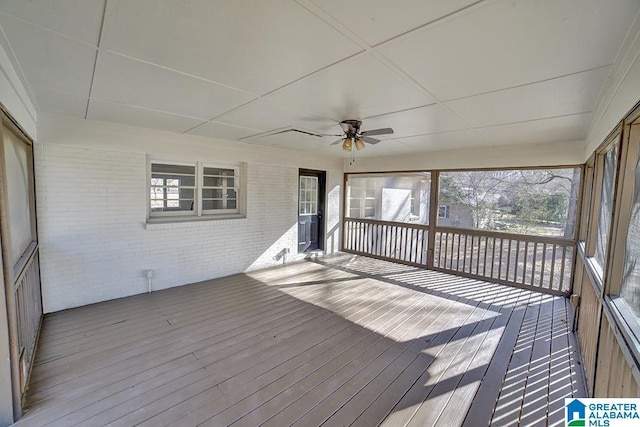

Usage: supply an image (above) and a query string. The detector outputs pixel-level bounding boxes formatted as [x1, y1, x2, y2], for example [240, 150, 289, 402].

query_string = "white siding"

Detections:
[35, 115, 343, 313]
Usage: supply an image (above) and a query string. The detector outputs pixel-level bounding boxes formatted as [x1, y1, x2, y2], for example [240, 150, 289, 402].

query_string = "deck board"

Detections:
[16, 253, 586, 427]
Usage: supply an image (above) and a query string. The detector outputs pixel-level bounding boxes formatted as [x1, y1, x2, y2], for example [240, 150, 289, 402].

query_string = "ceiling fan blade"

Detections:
[361, 136, 380, 145]
[330, 138, 344, 145]
[361, 127, 394, 137]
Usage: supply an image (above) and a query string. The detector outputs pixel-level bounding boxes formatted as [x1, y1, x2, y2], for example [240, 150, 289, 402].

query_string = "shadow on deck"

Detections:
[16, 253, 587, 426]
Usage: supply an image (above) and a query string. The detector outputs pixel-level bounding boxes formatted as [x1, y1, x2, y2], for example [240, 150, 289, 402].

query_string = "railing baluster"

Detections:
[462, 233, 468, 273]
[539, 243, 547, 289]
[505, 239, 512, 282]
[559, 245, 567, 292]
[522, 241, 528, 285]
[482, 236, 489, 276]
[489, 237, 495, 278]
[443, 232, 449, 269]
[530, 242, 538, 286]
[549, 243, 557, 290]
[498, 237, 504, 280]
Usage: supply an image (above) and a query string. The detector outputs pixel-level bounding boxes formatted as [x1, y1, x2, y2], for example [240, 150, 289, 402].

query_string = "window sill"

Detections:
[145, 214, 246, 230]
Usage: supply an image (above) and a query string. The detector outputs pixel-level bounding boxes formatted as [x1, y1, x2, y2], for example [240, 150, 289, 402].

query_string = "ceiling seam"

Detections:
[294, 0, 496, 147]
[84, 0, 109, 119]
[369, 0, 495, 50]
[0, 24, 39, 119]
[91, 95, 209, 121]
[473, 111, 594, 130]
[0, 11, 99, 49]
[102, 50, 261, 97]
[440, 64, 613, 104]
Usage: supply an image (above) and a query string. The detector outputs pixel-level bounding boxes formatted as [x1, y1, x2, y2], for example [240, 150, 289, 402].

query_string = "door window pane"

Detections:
[299, 176, 318, 215]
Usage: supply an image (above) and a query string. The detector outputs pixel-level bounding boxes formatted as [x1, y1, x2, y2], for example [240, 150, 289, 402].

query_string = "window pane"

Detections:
[202, 200, 234, 210]
[620, 151, 640, 317]
[150, 199, 194, 212]
[346, 173, 431, 224]
[438, 168, 580, 237]
[203, 176, 236, 187]
[152, 163, 195, 175]
[150, 163, 196, 214]
[203, 167, 235, 177]
[151, 173, 195, 187]
[203, 189, 224, 199]
[594, 145, 618, 272]
[203, 200, 221, 210]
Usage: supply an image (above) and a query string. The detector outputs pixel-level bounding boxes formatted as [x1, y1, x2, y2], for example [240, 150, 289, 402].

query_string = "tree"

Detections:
[439, 168, 580, 236]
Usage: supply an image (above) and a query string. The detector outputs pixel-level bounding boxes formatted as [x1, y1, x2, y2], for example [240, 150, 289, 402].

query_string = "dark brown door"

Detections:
[298, 169, 325, 253]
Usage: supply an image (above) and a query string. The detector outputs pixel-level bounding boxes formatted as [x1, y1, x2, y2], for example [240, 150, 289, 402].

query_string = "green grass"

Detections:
[568, 420, 585, 426]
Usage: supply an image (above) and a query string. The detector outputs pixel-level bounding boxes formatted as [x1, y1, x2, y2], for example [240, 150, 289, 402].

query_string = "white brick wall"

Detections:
[34, 118, 343, 313]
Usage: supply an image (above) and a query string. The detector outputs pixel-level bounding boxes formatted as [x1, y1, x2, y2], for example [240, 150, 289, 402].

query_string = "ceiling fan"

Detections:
[267, 119, 393, 151]
[330, 120, 394, 152]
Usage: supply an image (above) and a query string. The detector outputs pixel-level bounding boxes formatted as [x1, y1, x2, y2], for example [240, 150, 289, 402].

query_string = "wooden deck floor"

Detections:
[16, 254, 586, 426]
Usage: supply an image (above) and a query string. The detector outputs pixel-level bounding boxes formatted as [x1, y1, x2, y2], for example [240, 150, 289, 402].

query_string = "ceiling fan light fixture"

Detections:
[355, 139, 365, 151]
[342, 137, 352, 152]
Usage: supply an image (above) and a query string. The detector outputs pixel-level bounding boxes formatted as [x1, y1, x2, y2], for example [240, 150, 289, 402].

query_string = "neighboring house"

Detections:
[436, 203, 474, 228]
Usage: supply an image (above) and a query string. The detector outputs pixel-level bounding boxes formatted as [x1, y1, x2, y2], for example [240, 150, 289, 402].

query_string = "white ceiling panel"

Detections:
[87, 99, 205, 133]
[92, 52, 257, 120]
[394, 129, 489, 152]
[186, 121, 262, 141]
[246, 131, 336, 155]
[215, 99, 335, 133]
[266, 53, 434, 120]
[380, 0, 639, 100]
[364, 104, 465, 139]
[0, 0, 105, 44]
[479, 113, 592, 146]
[101, 0, 362, 95]
[446, 67, 610, 128]
[0, 0, 637, 158]
[308, 0, 479, 46]
[0, 13, 96, 96]
[351, 139, 417, 157]
[31, 86, 88, 117]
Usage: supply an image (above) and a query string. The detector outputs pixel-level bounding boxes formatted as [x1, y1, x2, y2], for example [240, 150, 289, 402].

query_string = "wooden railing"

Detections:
[14, 249, 42, 392]
[344, 218, 429, 267]
[434, 227, 574, 295]
[343, 218, 575, 295]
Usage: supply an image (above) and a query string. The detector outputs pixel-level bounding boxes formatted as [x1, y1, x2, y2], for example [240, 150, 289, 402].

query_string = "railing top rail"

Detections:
[344, 217, 430, 231]
[434, 225, 576, 246]
[345, 217, 576, 246]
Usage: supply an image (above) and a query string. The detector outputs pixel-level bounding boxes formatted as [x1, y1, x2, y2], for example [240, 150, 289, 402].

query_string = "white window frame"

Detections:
[438, 205, 451, 219]
[148, 159, 245, 221]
